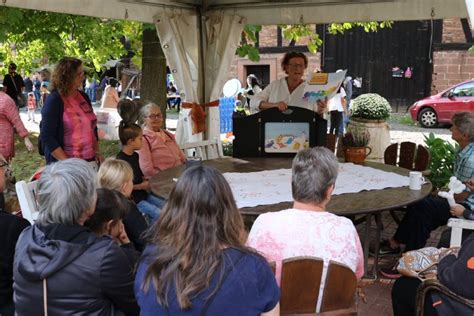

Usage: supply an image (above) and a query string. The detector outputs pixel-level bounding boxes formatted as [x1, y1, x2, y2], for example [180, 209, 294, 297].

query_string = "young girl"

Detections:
[85, 188, 139, 266]
[26, 92, 36, 122]
[116, 102, 165, 220]
[98, 158, 149, 251]
[134, 165, 280, 315]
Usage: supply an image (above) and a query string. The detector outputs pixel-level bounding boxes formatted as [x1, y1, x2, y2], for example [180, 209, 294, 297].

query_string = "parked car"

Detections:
[409, 79, 474, 127]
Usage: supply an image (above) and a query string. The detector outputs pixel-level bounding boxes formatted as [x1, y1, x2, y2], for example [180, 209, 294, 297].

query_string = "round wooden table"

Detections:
[150, 157, 432, 278]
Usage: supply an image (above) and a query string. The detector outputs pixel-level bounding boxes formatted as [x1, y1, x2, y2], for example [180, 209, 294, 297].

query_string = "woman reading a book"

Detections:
[250, 51, 327, 114]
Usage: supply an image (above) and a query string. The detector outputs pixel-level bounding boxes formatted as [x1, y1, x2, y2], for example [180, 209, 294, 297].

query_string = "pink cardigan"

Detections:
[0, 92, 28, 161]
[138, 127, 186, 178]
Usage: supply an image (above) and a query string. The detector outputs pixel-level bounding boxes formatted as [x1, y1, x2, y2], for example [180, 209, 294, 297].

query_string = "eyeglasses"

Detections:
[147, 114, 163, 120]
[288, 63, 305, 69]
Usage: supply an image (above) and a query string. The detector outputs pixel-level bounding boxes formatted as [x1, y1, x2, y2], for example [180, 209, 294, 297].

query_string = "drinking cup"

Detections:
[409, 171, 425, 190]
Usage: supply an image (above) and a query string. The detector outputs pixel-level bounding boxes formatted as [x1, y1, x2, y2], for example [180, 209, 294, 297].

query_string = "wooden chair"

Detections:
[180, 138, 224, 160]
[384, 142, 430, 173]
[15, 180, 39, 225]
[415, 279, 474, 316]
[384, 142, 431, 224]
[280, 257, 357, 315]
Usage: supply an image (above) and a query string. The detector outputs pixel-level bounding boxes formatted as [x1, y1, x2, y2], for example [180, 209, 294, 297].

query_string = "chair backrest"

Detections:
[447, 218, 474, 247]
[180, 138, 224, 160]
[15, 180, 39, 225]
[279, 256, 357, 314]
[384, 142, 430, 171]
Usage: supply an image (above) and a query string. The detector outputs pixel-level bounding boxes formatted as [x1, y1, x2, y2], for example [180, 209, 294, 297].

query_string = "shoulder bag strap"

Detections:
[200, 253, 245, 316]
[10, 74, 19, 94]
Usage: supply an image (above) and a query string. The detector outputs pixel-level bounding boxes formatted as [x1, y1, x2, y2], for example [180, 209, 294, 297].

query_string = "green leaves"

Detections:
[423, 133, 458, 189]
[0, 7, 143, 74]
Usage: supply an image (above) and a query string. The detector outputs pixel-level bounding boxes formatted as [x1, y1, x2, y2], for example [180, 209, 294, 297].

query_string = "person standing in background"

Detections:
[23, 75, 33, 94]
[2, 63, 25, 108]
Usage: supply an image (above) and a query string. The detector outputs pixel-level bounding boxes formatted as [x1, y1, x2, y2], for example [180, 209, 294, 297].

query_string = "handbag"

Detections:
[397, 247, 460, 279]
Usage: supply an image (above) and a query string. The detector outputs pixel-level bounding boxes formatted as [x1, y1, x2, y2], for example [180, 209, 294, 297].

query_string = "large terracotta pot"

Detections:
[344, 146, 372, 164]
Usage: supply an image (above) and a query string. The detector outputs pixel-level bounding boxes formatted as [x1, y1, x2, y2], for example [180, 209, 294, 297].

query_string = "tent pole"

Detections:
[198, 7, 207, 105]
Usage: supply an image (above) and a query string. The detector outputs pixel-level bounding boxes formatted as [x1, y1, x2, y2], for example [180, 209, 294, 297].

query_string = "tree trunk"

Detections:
[141, 27, 167, 124]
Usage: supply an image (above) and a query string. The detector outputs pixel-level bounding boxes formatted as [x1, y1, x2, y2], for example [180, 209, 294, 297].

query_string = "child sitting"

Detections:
[98, 159, 149, 251]
[115, 118, 164, 221]
[26, 92, 36, 122]
[85, 188, 139, 266]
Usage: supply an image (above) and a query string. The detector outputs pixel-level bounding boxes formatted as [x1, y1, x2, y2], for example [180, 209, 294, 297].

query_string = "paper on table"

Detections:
[302, 70, 347, 103]
[223, 162, 409, 209]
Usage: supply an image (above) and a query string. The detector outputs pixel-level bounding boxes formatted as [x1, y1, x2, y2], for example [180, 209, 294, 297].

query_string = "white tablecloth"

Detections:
[223, 162, 409, 208]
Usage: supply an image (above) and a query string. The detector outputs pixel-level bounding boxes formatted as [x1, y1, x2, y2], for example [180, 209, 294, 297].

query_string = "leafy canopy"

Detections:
[0, 6, 143, 74]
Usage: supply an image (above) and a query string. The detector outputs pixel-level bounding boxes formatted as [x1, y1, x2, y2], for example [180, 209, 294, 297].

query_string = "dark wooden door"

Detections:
[322, 20, 433, 109]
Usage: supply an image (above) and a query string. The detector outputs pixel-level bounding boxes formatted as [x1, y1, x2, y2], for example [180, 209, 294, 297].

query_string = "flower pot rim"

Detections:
[350, 117, 387, 123]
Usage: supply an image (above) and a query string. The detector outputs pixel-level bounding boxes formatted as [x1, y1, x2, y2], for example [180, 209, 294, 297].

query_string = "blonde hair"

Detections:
[98, 158, 133, 191]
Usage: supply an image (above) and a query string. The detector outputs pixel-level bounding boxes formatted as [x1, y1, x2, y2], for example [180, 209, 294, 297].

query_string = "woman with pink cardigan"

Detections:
[138, 102, 185, 178]
[0, 91, 33, 161]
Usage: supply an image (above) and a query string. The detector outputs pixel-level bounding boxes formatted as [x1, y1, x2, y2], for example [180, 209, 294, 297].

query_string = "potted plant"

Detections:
[348, 93, 391, 161]
[341, 126, 372, 164]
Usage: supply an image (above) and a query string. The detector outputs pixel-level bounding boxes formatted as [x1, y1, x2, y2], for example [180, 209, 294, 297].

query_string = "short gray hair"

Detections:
[36, 158, 98, 225]
[139, 102, 160, 126]
[452, 112, 474, 142]
[292, 147, 339, 204]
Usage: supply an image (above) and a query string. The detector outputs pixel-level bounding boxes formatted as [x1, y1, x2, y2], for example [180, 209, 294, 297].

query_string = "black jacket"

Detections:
[0, 211, 30, 307]
[13, 224, 139, 316]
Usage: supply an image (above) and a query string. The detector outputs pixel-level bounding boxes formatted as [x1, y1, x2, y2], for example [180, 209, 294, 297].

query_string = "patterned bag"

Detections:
[397, 247, 460, 279]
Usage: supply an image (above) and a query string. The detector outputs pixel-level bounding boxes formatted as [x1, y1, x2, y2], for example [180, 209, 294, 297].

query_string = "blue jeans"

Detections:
[136, 194, 165, 223]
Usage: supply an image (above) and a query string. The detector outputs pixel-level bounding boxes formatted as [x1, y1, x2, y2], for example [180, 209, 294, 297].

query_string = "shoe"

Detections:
[378, 239, 402, 256]
[380, 266, 401, 279]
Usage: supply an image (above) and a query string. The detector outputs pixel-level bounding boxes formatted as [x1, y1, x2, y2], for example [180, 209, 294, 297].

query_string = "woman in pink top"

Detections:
[101, 78, 120, 108]
[0, 91, 33, 161]
[138, 103, 185, 178]
[247, 147, 364, 312]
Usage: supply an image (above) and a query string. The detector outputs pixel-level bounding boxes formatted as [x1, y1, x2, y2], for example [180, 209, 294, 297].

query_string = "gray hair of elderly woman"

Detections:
[291, 147, 339, 204]
[36, 158, 98, 225]
[139, 102, 160, 126]
[452, 112, 474, 142]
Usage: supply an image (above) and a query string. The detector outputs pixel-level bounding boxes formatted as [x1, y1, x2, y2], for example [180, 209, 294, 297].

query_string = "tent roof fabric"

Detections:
[3, 0, 470, 24]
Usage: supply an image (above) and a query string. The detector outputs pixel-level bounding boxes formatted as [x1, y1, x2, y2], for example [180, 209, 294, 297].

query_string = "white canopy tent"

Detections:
[3, 0, 472, 143]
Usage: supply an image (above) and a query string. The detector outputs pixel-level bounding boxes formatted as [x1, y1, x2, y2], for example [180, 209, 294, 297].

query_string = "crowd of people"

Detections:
[0, 52, 473, 315]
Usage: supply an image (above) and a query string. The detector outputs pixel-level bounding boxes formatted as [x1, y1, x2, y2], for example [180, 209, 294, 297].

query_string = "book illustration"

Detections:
[303, 70, 347, 103]
[264, 122, 309, 153]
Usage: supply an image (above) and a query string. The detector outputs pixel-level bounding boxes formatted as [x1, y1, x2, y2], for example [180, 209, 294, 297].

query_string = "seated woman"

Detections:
[138, 102, 185, 178]
[247, 147, 364, 312]
[134, 165, 280, 315]
[13, 159, 139, 316]
[250, 51, 326, 114]
[392, 178, 474, 316]
[85, 188, 140, 267]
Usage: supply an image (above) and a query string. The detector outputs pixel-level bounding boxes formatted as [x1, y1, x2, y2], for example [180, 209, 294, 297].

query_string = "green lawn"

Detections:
[11, 134, 121, 181]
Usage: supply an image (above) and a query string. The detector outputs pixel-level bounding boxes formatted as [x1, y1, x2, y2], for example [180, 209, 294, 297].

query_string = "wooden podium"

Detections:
[232, 106, 327, 158]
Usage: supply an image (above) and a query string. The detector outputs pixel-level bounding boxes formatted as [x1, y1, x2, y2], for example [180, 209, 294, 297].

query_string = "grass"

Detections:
[11, 134, 121, 181]
[388, 113, 417, 126]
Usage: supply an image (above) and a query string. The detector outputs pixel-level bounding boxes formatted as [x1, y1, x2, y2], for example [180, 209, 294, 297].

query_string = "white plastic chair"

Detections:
[448, 218, 474, 247]
[15, 180, 39, 225]
[180, 138, 225, 160]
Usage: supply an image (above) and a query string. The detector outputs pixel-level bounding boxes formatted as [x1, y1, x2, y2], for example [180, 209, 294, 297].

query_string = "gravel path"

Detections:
[388, 113, 452, 145]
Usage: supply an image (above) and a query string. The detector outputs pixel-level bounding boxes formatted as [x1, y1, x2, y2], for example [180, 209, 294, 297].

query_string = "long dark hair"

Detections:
[117, 99, 142, 145]
[85, 188, 129, 234]
[141, 165, 251, 309]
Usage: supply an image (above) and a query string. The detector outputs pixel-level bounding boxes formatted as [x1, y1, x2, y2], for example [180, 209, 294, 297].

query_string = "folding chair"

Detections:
[15, 180, 39, 224]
